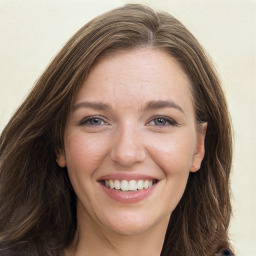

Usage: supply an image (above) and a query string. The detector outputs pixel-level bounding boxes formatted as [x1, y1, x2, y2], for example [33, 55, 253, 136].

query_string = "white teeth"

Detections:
[120, 180, 129, 191]
[128, 180, 137, 191]
[144, 180, 149, 189]
[137, 180, 144, 190]
[109, 180, 115, 189]
[114, 180, 120, 190]
[103, 179, 155, 191]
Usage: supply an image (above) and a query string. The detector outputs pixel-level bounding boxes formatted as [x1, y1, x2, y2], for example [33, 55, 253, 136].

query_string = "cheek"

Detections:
[147, 132, 195, 174]
[64, 131, 109, 177]
[147, 133, 195, 212]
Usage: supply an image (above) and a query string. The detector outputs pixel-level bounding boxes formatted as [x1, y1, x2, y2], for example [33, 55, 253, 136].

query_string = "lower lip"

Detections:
[99, 183, 156, 203]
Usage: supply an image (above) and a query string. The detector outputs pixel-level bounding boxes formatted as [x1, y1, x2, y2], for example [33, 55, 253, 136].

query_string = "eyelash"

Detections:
[147, 116, 178, 127]
[79, 116, 109, 126]
[78, 115, 178, 128]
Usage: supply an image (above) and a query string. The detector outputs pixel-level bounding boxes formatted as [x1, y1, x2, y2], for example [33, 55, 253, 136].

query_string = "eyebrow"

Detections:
[142, 100, 184, 114]
[73, 102, 112, 111]
[73, 100, 184, 113]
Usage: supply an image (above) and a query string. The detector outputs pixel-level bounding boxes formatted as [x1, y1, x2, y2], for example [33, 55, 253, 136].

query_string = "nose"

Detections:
[110, 125, 146, 167]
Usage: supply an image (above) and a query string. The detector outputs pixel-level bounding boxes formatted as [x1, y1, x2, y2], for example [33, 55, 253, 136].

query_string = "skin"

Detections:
[57, 47, 207, 256]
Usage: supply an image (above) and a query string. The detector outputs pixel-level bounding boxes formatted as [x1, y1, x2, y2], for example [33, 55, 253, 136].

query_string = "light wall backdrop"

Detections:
[0, 0, 255, 255]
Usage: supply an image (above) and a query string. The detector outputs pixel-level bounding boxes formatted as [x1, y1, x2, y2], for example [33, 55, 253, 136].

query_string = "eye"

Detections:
[147, 116, 178, 127]
[79, 116, 109, 126]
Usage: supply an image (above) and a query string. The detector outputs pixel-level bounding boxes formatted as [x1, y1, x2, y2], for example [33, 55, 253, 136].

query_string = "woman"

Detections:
[0, 4, 234, 256]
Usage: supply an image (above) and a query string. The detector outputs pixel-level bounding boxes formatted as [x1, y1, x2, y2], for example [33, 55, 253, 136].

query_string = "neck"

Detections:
[65, 206, 169, 256]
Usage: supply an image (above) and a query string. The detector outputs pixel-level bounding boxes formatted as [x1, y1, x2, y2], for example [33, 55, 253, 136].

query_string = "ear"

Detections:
[190, 123, 207, 173]
[56, 150, 67, 168]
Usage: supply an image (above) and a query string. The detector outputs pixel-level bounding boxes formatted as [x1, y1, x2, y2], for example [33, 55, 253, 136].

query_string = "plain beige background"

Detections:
[0, 0, 255, 255]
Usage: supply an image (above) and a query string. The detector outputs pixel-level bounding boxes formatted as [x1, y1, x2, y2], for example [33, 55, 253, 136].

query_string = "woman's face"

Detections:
[57, 48, 206, 236]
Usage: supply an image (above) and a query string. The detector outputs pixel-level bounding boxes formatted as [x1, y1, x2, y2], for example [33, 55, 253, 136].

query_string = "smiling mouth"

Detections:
[100, 179, 158, 192]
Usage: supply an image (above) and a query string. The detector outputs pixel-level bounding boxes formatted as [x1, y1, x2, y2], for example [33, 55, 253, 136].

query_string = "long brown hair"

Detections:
[0, 4, 233, 255]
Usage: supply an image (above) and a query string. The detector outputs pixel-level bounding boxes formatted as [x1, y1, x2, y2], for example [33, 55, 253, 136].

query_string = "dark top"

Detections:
[0, 245, 235, 255]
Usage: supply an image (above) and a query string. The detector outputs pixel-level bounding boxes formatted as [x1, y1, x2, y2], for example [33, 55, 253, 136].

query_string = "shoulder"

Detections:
[214, 247, 235, 256]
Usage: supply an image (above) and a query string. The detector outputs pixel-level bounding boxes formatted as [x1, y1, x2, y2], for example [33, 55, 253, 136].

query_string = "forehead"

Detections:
[76, 47, 193, 113]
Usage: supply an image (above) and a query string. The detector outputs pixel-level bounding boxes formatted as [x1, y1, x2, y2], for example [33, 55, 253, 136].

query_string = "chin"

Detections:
[109, 223, 155, 236]
[102, 211, 170, 236]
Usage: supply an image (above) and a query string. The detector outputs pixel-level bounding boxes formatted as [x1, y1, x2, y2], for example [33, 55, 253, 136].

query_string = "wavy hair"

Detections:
[0, 4, 233, 256]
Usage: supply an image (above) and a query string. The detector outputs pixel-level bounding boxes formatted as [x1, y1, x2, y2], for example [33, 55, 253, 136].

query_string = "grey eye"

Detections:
[80, 117, 107, 126]
[148, 116, 177, 127]
[153, 118, 168, 126]
[89, 118, 103, 125]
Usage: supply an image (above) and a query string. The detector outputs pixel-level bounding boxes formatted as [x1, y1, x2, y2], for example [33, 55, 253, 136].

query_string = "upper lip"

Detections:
[98, 173, 159, 181]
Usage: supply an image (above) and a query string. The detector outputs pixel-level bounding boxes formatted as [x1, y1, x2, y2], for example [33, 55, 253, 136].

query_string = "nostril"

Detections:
[110, 148, 145, 166]
[110, 130, 146, 166]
